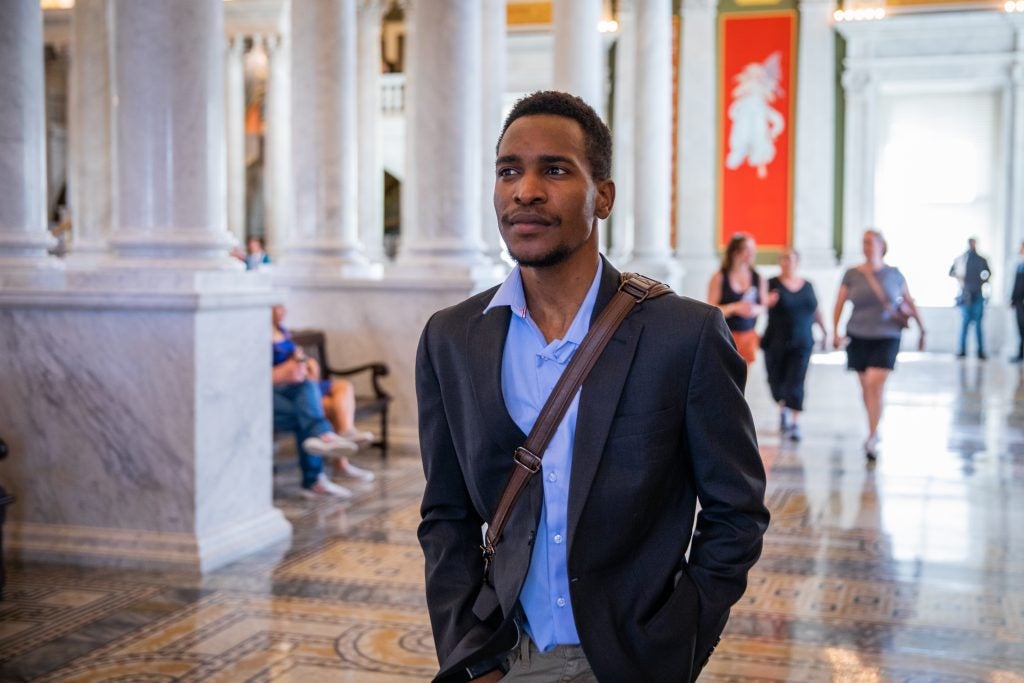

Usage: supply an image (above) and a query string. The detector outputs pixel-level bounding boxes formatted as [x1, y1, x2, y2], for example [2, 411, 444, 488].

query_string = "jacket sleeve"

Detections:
[684, 307, 771, 663]
[415, 316, 497, 674]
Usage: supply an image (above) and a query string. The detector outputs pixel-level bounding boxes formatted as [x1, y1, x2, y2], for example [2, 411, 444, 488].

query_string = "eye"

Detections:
[497, 167, 519, 178]
[546, 167, 568, 176]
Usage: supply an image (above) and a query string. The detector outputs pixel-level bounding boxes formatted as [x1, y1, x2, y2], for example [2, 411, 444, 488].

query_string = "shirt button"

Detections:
[553, 534, 563, 544]
[547, 472, 557, 482]
[556, 597, 566, 608]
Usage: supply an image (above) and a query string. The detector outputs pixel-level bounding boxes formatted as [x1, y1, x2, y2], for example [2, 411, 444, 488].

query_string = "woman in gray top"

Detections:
[832, 229, 926, 461]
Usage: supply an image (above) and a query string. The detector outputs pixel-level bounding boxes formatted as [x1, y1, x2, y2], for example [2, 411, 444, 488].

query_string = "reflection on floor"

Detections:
[3, 353, 1024, 681]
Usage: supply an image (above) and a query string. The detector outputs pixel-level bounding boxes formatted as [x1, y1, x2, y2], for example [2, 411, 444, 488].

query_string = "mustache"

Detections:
[501, 212, 558, 226]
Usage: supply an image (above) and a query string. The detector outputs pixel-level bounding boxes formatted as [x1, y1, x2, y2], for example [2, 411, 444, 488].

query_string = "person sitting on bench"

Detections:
[273, 305, 374, 499]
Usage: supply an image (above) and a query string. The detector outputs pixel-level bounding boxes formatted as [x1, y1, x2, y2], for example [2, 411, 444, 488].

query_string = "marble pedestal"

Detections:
[0, 270, 291, 572]
[273, 268, 506, 448]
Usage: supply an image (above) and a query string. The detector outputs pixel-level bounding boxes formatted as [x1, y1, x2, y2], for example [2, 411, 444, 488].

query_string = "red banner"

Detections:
[718, 11, 796, 252]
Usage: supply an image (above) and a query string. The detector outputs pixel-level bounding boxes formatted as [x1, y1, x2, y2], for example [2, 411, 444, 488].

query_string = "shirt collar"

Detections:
[484, 259, 604, 346]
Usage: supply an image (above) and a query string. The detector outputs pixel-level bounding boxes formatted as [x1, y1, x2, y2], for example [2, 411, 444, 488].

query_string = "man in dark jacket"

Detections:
[1011, 241, 1024, 362]
[416, 91, 770, 683]
[950, 238, 991, 359]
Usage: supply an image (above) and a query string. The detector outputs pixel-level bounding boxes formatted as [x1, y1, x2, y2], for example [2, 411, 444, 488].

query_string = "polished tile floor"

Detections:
[3, 352, 1024, 681]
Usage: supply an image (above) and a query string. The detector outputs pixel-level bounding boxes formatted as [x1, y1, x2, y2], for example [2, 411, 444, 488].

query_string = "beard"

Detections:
[507, 243, 572, 269]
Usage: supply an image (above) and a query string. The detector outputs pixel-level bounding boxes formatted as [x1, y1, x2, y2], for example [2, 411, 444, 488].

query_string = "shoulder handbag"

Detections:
[860, 266, 912, 329]
[481, 272, 672, 579]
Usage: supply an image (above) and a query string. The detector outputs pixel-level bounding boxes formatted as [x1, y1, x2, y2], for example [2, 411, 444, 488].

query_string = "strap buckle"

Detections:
[619, 274, 657, 303]
[480, 540, 495, 576]
[513, 446, 542, 473]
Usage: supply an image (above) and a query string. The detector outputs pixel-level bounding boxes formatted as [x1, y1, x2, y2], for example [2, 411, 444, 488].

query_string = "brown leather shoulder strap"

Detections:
[481, 273, 672, 573]
[860, 266, 898, 315]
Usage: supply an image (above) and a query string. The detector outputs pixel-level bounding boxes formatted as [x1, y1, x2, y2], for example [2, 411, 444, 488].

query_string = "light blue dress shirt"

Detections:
[482, 259, 603, 652]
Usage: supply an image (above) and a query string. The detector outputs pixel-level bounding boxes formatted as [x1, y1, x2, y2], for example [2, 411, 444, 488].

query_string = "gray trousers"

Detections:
[502, 633, 597, 682]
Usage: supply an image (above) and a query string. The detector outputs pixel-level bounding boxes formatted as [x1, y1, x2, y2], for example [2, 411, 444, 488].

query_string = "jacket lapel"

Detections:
[466, 306, 528, 455]
[566, 259, 644, 547]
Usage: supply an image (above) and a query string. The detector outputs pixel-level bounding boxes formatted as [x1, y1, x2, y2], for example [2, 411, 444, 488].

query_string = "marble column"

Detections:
[357, 0, 385, 262]
[261, 33, 290, 260]
[792, 0, 838, 267]
[225, 34, 247, 248]
[552, 0, 604, 116]
[1, 0, 289, 573]
[66, 0, 113, 267]
[1008, 52, 1024, 251]
[675, 0, 718, 298]
[0, 0, 53, 269]
[839, 67, 877, 266]
[480, 0, 507, 261]
[397, 0, 496, 280]
[609, 0, 636, 263]
[108, 0, 235, 266]
[624, 0, 681, 289]
[400, 2, 418, 268]
[285, 0, 372, 276]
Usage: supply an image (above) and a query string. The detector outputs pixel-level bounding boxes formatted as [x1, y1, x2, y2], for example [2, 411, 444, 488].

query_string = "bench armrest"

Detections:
[325, 362, 392, 400]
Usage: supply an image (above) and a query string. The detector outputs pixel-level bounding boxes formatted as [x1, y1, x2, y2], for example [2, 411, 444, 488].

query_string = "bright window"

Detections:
[874, 91, 1002, 307]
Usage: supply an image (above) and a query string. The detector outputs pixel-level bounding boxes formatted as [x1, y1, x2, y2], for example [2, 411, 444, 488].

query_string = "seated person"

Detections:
[272, 307, 374, 499]
[246, 236, 272, 271]
[272, 305, 375, 445]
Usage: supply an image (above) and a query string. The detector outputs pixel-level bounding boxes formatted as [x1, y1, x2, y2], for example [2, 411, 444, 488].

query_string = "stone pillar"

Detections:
[0, 0, 53, 269]
[609, 0, 636, 263]
[792, 0, 837, 267]
[109, 0, 235, 266]
[225, 33, 247, 248]
[675, 0, 719, 298]
[1, 0, 290, 574]
[397, 0, 496, 280]
[839, 67, 876, 266]
[1008, 49, 1024, 251]
[357, 0, 385, 262]
[624, 0, 681, 289]
[552, 0, 604, 116]
[480, 0, 507, 260]
[400, 3, 417, 267]
[285, 0, 372, 275]
[262, 32, 289, 260]
[66, 0, 113, 267]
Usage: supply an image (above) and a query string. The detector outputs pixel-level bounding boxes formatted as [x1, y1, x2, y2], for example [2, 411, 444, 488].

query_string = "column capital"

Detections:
[357, 0, 386, 17]
[841, 68, 872, 95]
[227, 32, 247, 55]
[257, 32, 283, 55]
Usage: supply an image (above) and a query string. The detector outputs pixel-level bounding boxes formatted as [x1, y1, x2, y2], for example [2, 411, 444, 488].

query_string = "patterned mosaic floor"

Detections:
[3, 353, 1024, 681]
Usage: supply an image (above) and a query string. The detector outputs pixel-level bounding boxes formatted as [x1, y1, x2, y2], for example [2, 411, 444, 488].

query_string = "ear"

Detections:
[594, 179, 615, 220]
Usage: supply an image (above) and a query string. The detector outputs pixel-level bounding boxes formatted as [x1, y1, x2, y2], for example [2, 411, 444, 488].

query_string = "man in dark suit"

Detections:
[416, 91, 769, 682]
[1011, 241, 1024, 362]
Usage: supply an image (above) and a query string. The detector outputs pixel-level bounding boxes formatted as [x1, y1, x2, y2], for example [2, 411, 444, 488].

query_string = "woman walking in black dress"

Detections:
[762, 248, 827, 441]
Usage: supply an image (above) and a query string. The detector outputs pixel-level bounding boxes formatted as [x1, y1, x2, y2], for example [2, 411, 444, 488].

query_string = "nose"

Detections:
[514, 171, 545, 205]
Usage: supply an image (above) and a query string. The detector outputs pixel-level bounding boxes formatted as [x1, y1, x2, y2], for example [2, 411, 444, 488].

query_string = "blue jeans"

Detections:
[958, 298, 985, 355]
[273, 380, 333, 488]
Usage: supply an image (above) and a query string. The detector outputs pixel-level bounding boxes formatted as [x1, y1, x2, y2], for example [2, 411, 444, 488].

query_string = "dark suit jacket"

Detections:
[1012, 263, 1024, 306]
[416, 259, 770, 682]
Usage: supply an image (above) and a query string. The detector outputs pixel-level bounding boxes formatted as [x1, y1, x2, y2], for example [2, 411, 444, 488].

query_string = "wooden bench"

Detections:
[289, 329, 392, 458]
[0, 437, 12, 600]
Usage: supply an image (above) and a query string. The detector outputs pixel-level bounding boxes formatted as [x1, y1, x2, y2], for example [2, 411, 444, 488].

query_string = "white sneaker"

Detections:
[300, 474, 353, 499]
[302, 433, 358, 456]
[337, 460, 375, 482]
[341, 428, 376, 446]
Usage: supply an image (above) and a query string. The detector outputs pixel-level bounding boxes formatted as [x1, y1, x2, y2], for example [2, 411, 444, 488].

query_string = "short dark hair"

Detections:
[496, 90, 612, 181]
